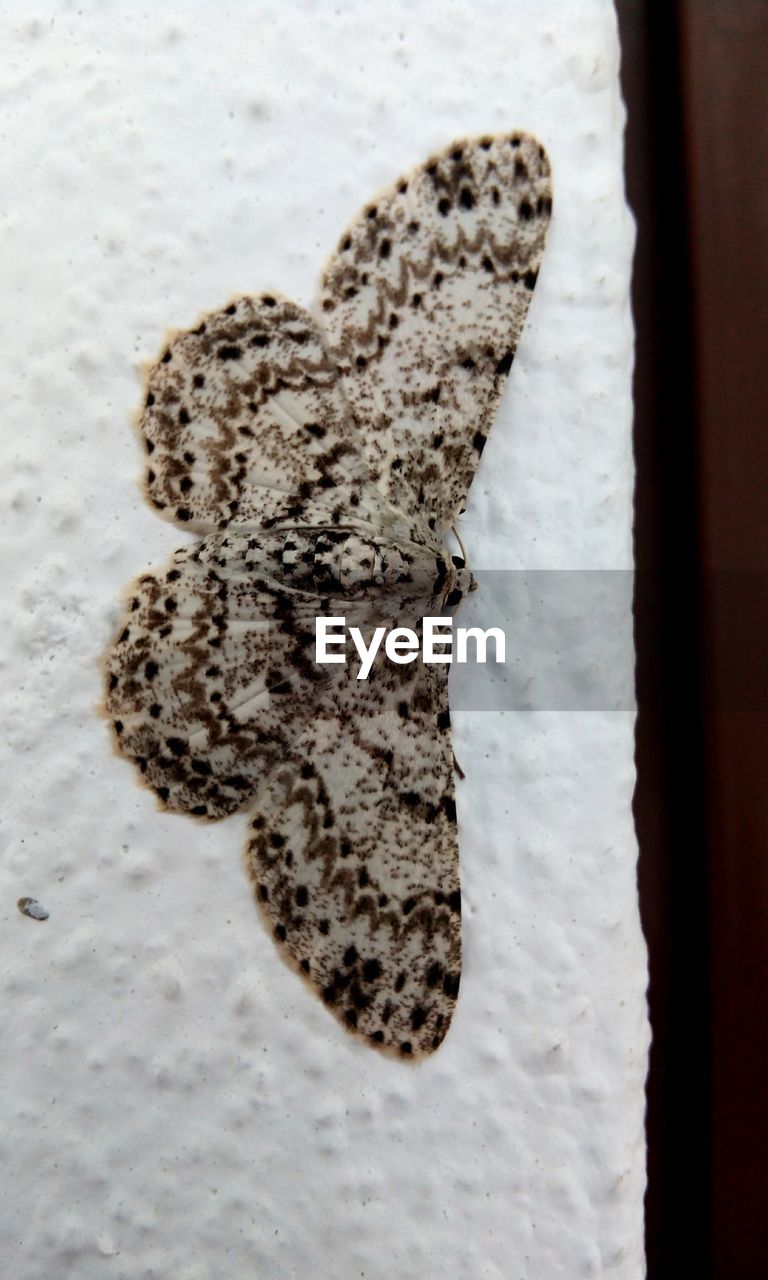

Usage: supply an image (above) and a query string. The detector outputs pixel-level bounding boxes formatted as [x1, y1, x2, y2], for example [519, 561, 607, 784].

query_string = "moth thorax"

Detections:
[312, 531, 419, 597]
[236, 528, 398, 596]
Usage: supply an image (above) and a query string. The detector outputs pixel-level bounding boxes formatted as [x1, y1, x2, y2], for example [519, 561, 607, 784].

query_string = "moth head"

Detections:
[437, 553, 475, 613]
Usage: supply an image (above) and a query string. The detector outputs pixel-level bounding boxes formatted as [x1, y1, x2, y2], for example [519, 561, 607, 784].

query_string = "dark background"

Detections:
[616, 2, 768, 1277]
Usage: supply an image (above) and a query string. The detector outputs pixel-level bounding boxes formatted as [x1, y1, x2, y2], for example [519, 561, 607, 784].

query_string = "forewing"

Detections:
[317, 133, 552, 526]
[244, 659, 461, 1057]
[139, 294, 371, 533]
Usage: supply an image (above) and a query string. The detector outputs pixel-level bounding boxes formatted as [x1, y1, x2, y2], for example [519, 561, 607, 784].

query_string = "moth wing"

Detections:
[105, 537, 429, 820]
[105, 540, 333, 818]
[139, 294, 373, 534]
[317, 133, 552, 526]
[244, 658, 462, 1057]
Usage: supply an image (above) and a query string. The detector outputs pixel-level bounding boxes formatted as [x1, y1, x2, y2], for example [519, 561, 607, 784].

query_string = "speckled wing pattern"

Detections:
[319, 132, 551, 524]
[245, 655, 461, 1055]
[138, 295, 371, 532]
[105, 133, 552, 1056]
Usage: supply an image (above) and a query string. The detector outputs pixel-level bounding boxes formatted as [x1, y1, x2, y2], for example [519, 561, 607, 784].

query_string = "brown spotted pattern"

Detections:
[320, 132, 552, 524]
[105, 134, 552, 1055]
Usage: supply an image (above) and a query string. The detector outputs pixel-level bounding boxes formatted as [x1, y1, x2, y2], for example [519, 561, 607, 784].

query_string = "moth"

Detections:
[105, 134, 552, 1056]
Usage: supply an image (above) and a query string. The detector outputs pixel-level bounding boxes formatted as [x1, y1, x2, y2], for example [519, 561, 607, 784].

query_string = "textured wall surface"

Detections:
[0, 3, 646, 1277]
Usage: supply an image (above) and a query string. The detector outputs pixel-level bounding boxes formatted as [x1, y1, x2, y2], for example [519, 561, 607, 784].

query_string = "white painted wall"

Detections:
[0, 3, 647, 1277]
